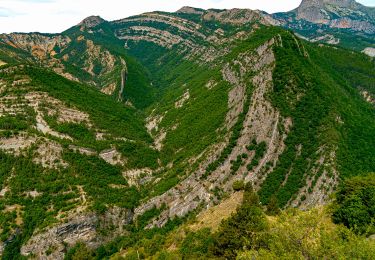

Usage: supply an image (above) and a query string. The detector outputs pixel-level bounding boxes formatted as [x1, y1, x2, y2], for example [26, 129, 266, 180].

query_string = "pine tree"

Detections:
[211, 182, 268, 258]
[243, 182, 260, 207]
[266, 195, 281, 216]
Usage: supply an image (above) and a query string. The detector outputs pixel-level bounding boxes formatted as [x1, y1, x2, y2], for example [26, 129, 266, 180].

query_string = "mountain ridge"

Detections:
[0, 2, 374, 258]
[273, 0, 375, 51]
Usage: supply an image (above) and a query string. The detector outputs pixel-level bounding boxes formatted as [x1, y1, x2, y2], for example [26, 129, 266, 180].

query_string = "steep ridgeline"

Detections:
[273, 0, 375, 53]
[0, 17, 155, 109]
[0, 6, 374, 259]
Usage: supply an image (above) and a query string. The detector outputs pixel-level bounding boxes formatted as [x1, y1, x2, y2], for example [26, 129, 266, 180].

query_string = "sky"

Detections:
[0, 0, 374, 33]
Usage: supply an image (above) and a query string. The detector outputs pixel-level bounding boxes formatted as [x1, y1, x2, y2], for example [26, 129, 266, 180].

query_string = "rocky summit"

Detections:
[273, 0, 375, 51]
[78, 16, 106, 30]
[295, 0, 375, 33]
[0, 1, 374, 259]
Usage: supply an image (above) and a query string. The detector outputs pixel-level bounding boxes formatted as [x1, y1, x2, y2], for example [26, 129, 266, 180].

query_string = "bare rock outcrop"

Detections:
[0, 33, 71, 60]
[21, 214, 98, 259]
[362, 47, 375, 57]
[33, 140, 68, 169]
[360, 90, 375, 105]
[99, 148, 126, 166]
[78, 16, 106, 30]
[0, 26, 123, 92]
[203, 8, 275, 25]
[290, 148, 339, 209]
[21, 208, 133, 260]
[293, 0, 375, 33]
[175, 89, 190, 108]
[0, 135, 36, 155]
[113, 11, 260, 63]
[177, 6, 204, 15]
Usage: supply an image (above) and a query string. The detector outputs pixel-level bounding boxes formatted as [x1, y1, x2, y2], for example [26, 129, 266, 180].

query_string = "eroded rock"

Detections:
[99, 148, 126, 166]
[21, 207, 133, 260]
[175, 89, 190, 108]
[362, 47, 375, 57]
[33, 139, 68, 169]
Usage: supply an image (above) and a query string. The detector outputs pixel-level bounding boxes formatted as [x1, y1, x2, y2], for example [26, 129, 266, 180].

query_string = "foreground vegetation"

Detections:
[59, 174, 375, 259]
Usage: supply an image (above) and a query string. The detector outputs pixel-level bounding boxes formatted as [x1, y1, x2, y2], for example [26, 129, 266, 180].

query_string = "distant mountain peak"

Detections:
[176, 6, 204, 15]
[271, 0, 374, 48]
[291, 0, 375, 33]
[298, 0, 359, 9]
[176, 6, 278, 26]
[78, 15, 106, 29]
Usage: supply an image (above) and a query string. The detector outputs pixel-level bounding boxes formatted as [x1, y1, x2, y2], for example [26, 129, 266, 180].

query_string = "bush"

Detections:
[332, 173, 375, 234]
[65, 243, 93, 260]
[238, 207, 375, 260]
[180, 228, 214, 259]
[233, 180, 245, 191]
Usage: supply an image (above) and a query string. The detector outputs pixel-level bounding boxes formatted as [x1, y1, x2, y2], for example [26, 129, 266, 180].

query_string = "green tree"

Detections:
[211, 183, 268, 258]
[243, 182, 260, 206]
[332, 173, 375, 234]
[266, 195, 281, 216]
[64, 243, 94, 260]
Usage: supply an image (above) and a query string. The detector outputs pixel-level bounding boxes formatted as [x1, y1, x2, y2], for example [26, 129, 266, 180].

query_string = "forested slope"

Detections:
[0, 6, 374, 259]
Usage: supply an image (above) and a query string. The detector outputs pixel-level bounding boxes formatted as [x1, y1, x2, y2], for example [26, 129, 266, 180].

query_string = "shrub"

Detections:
[180, 228, 214, 259]
[233, 180, 245, 191]
[332, 173, 375, 234]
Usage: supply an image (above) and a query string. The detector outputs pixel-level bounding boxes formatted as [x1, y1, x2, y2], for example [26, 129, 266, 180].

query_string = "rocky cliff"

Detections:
[295, 0, 375, 33]
[0, 4, 374, 259]
[273, 0, 375, 52]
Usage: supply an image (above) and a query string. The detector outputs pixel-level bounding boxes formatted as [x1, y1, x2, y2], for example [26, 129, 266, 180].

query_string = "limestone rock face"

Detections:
[203, 8, 272, 25]
[0, 33, 71, 60]
[78, 16, 106, 30]
[294, 0, 375, 33]
[298, 0, 357, 9]
[272, 0, 374, 47]
[176, 6, 204, 15]
[363, 47, 375, 57]
[0, 24, 124, 97]
[20, 208, 133, 260]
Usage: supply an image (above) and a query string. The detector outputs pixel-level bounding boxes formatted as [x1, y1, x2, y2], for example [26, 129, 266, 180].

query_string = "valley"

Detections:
[0, 0, 374, 259]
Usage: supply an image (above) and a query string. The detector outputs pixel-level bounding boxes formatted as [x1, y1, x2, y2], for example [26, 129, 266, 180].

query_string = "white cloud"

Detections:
[0, 0, 373, 33]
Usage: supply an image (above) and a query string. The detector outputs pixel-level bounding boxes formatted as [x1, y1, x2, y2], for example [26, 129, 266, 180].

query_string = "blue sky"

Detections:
[0, 0, 374, 33]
